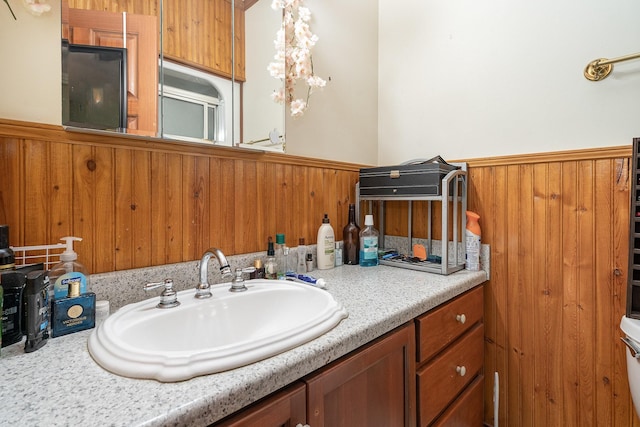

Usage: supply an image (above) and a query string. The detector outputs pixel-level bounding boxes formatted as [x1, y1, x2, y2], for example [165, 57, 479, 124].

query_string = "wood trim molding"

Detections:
[0, 119, 365, 172]
[456, 145, 632, 167]
[0, 119, 632, 171]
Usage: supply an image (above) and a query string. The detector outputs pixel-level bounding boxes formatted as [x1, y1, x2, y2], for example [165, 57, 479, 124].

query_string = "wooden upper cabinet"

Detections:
[67, 8, 159, 134]
[163, 0, 246, 81]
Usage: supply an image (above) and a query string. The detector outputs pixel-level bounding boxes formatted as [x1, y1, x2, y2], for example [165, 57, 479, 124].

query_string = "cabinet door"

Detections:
[305, 323, 416, 427]
[163, 0, 245, 81]
[214, 382, 306, 427]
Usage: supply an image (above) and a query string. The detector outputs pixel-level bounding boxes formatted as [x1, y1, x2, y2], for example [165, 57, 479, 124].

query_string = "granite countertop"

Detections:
[1, 264, 486, 427]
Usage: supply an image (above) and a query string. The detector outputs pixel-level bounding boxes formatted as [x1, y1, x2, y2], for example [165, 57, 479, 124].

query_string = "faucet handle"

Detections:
[220, 264, 233, 278]
[229, 267, 255, 292]
[144, 279, 180, 309]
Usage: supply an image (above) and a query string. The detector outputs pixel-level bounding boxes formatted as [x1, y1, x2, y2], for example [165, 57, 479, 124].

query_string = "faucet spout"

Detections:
[196, 247, 233, 299]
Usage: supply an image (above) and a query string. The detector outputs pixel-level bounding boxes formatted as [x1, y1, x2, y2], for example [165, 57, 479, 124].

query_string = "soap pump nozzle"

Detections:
[59, 236, 82, 262]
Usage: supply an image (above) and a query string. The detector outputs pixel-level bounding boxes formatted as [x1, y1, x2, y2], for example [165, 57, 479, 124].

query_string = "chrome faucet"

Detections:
[196, 247, 233, 299]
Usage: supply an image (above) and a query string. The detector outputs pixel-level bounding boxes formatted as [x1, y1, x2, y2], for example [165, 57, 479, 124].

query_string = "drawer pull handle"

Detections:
[456, 314, 466, 324]
[456, 365, 467, 377]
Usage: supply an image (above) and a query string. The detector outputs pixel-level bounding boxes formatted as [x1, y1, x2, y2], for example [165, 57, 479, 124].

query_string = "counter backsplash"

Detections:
[89, 242, 490, 313]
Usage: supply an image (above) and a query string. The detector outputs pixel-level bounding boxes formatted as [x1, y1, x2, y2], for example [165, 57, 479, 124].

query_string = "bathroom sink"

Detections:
[88, 279, 348, 382]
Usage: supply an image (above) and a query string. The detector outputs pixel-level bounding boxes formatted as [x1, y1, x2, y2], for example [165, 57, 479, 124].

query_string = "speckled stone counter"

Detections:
[1, 263, 487, 427]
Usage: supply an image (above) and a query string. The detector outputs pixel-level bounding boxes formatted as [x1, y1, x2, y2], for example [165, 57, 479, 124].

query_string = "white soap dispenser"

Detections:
[49, 236, 90, 300]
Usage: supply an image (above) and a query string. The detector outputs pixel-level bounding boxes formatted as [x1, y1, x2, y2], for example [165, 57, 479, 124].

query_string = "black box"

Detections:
[359, 156, 460, 197]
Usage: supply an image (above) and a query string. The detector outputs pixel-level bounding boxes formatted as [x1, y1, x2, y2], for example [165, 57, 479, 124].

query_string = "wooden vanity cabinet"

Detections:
[213, 381, 306, 427]
[304, 323, 416, 427]
[211, 285, 484, 427]
[415, 285, 484, 426]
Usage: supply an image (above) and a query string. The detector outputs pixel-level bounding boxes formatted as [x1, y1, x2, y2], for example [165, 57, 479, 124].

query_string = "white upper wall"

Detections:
[378, 0, 640, 163]
[0, 1, 61, 125]
[5, 1, 637, 166]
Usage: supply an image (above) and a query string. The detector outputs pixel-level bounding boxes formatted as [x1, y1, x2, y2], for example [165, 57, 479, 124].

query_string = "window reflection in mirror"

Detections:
[60, 0, 285, 152]
[160, 61, 230, 145]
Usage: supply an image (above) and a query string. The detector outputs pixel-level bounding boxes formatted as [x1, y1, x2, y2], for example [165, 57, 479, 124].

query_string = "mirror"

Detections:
[236, 0, 285, 151]
[61, 0, 285, 152]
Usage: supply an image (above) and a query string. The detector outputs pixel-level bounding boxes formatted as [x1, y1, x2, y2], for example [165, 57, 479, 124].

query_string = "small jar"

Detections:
[96, 300, 110, 326]
[250, 259, 265, 279]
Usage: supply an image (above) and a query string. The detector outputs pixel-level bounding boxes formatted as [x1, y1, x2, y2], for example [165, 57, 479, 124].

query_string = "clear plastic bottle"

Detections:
[334, 241, 343, 267]
[275, 233, 286, 279]
[359, 215, 379, 267]
[465, 211, 481, 271]
[296, 238, 307, 275]
[48, 237, 90, 300]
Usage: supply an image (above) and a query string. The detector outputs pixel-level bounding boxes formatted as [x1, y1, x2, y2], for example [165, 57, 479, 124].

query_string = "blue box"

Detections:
[51, 293, 96, 338]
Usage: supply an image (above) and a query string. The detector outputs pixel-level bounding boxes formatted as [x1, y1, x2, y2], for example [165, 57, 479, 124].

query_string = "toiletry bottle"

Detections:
[343, 204, 360, 265]
[0, 282, 3, 353]
[316, 214, 335, 270]
[264, 237, 277, 279]
[24, 270, 49, 352]
[296, 238, 307, 275]
[306, 252, 314, 272]
[250, 259, 265, 279]
[275, 233, 286, 279]
[283, 246, 296, 279]
[0, 225, 15, 271]
[465, 211, 481, 271]
[51, 275, 96, 338]
[335, 241, 344, 267]
[359, 214, 379, 267]
[48, 237, 90, 301]
[0, 271, 26, 347]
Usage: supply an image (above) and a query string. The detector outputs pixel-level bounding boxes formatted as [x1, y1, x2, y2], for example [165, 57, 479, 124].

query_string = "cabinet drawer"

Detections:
[417, 324, 484, 426]
[432, 374, 484, 427]
[416, 285, 483, 363]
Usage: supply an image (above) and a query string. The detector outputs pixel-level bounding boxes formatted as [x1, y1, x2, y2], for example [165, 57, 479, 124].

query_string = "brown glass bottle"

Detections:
[343, 204, 360, 265]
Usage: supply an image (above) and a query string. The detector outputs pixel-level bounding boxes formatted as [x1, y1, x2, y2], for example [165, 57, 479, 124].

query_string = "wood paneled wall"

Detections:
[385, 148, 635, 426]
[0, 121, 359, 274]
[1, 120, 636, 426]
[67, 0, 244, 80]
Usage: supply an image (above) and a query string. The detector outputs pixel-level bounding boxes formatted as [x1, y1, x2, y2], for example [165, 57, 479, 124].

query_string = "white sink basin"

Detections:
[88, 279, 348, 382]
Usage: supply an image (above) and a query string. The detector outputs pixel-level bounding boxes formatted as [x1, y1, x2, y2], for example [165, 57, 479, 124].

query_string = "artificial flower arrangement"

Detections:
[268, 0, 326, 118]
[4, 0, 51, 19]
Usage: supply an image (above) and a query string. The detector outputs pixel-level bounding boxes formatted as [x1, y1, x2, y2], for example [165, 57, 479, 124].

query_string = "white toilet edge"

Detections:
[621, 315, 640, 342]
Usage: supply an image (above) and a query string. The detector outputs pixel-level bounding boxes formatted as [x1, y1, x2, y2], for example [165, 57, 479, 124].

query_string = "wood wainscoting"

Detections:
[0, 119, 636, 426]
[0, 120, 360, 274]
[384, 147, 635, 426]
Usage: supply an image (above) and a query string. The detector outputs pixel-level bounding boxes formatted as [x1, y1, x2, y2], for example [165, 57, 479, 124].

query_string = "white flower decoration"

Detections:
[268, 0, 326, 118]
